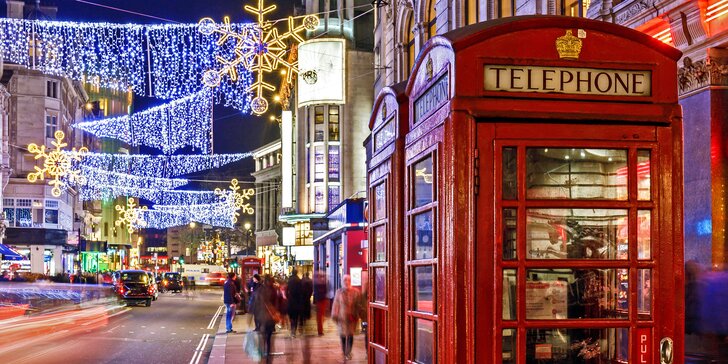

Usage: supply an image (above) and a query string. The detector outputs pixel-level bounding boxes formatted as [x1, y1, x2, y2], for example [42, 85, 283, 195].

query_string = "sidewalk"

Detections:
[208, 309, 367, 364]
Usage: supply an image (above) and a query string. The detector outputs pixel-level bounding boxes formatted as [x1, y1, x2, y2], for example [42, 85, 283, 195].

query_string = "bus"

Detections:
[175, 264, 226, 286]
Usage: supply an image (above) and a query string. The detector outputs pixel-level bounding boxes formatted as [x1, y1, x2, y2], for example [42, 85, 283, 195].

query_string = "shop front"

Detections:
[367, 16, 683, 364]
[4, 227, 70, 274]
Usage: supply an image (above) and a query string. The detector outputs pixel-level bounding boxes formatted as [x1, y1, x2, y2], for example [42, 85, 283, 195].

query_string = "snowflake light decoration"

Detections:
[215, 178, 254, 224]
[115, 198, 148, 234]
[198, 0, 319, 115]
[27, 130, 88, 197]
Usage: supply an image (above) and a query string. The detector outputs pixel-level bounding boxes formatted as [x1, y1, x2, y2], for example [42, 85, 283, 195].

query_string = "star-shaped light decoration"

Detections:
[198, 0, 319, 115]
[27, 130, 88, 197]
[115, 198, 148, 234]
[215, 178, 254, 224]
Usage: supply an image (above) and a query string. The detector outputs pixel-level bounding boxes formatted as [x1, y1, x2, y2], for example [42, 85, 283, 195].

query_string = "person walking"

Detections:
[286, 269, 304, 337]
[313, 271, 329, 336]
[223, 272, 238, 333]
[301, 272, 313, 327]
[332, 275, 360, 361]
[248, 274, 261, 331]
[251, 275, 279, 363]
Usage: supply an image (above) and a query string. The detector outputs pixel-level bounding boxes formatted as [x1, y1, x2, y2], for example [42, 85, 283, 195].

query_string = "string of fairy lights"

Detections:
[11, 0, 347, 231]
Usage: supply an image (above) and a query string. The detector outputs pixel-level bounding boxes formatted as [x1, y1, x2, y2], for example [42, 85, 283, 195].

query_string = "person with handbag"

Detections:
[251, 275, 279, 363]
[223, 272, 238, 333]
[332, 274, 360, 361]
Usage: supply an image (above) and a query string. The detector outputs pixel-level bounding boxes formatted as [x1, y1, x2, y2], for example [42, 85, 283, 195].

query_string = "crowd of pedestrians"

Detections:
[223, 270, 368, 363]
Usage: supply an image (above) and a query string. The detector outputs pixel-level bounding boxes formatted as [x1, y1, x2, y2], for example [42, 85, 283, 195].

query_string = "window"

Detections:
[45, 114, 58, 139]
[407, 153, 438, 363]
[16, 199, 32, 227]
[427, 0, 436, 38]
[406, 13, 415, 73]
[45, 200, 59, 224]
[560, 0, 589, 17]
[466, 0, 479, 24]
[329, 106, 340, 141]
[314, 106, 325, 142]
[499, 0, 516, 17]
[314, 186, 326, 213]
[328, 186, 340, 211]
[46, 80, 58, 98]
[314, 146, 325, 182]
[328, 146, 340, 182]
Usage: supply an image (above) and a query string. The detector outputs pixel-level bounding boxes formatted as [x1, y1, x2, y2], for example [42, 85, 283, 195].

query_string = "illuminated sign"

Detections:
[282, 226, 296, 246]
[414, 73, 449, 124]
[281, 111, 293, 209]
[298, 39, 346, 107]
[484, 65, 651, 96]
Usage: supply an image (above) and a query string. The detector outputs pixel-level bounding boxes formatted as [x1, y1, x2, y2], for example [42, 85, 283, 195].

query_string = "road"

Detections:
[1, 287, 225, 364]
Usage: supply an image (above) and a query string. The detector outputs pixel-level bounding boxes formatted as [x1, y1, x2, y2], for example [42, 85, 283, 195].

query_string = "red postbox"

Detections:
[367, 16, 683, 364]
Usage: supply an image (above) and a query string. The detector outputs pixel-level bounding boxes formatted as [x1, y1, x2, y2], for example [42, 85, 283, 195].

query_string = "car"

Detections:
[146, 271, 159, 301]
[162, 272, 183, 293]
[207, 272, 226, 286]
[115, 270, 155, 307]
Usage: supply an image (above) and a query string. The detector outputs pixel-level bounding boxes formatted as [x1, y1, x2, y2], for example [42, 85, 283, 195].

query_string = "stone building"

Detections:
[278, 0, 374, 279]
[251, 140, 285, 274]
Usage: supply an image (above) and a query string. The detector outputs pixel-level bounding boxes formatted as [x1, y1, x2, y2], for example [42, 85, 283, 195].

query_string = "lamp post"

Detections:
[188, 222, 196, 264]
[243, 222, 252, 256]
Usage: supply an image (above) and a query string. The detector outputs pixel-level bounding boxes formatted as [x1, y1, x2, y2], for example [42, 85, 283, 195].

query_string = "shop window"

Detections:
[328, 146, 340, 182]
[16, 199, 32, 227]
[328, 106, 340, 141]
[3, 207, 15, 227]
[45, 114, 58, 139]
[44, 209, 58, 224]
[314, 106, 325, 142]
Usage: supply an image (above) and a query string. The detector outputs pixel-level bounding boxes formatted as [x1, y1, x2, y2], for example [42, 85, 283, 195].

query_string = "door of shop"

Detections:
[480, 122, 680, 363]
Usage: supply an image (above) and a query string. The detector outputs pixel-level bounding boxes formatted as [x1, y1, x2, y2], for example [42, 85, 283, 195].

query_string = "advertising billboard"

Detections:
[297, 39, 345, 107]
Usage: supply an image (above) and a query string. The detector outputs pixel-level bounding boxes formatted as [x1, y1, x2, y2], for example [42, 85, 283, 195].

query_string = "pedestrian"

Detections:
[332, 275, 360, 361]
[302, 272, 313, 325]
[313, 271, 329, 336]
[251, 275, 280, 363]
[286, 269, 304, 337]
[276, 278, 289, 331]
[223, 272, 238, 333]
[248, 274, 261, 331]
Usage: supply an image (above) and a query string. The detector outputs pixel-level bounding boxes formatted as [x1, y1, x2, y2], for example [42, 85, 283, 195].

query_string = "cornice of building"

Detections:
[678, 48, 728, 96]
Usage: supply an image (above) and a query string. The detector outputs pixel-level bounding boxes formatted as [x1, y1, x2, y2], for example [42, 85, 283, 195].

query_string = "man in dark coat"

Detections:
[223, 272, 237, 333]
[285, 269, 304, 337]
[301, 272, 313, 322]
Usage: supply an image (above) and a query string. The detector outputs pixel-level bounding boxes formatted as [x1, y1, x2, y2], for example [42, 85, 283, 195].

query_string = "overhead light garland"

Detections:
[198, 0, 319, 115]
[138, 202, 236, 229]
[27, 130, 88, 197]
[79, 186, 221, 206]
[75, 166, 189, 192]
[115, 198, 148, 234]
[73, 88, 214, 154]
[77, 152, 252, 178]
[215, 178, 254, 223]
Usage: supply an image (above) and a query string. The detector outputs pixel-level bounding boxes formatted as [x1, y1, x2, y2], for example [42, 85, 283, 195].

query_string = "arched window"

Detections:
[427, 0, 437, 38]
[406, 12, 416, 73]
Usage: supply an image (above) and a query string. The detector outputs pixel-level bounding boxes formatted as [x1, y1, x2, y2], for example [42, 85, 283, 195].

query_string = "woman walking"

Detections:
[332, 275, 360, 361]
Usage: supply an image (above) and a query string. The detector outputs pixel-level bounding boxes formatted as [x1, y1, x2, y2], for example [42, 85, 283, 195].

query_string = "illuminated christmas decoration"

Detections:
[73, 88, 214, 154]
[79, 186, 221, 206]
[138, 202, 236, 229]
[199, 0, 319, 115]
[76, 166, 189, 192]
[27, 130, 88, 197]
[115, 198, 148, 234]
[77, 152, 252, 178]
[215, 178, 255, 223]
[0, 19, 254, 111]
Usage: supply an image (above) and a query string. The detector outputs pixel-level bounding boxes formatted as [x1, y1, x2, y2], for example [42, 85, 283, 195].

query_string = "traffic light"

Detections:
[179, 256, 185, 265]
[229, 259, 239, 268]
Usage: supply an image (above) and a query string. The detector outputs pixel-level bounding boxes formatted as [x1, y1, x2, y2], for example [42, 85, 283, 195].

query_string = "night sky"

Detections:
[7, 0, 298, 184]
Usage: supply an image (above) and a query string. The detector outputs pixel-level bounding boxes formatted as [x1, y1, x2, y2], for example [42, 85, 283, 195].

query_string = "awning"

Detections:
[0, 244, 25, 261]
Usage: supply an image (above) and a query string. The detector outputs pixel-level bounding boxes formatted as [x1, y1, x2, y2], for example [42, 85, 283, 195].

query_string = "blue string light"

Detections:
[79, 186, 222, 206]
[73, 88, 214, 154]
[76, 166, 189, 191]
[76, 152, 252, 178]
[137, 202, 235, 229]
[0, 19, 254, 111]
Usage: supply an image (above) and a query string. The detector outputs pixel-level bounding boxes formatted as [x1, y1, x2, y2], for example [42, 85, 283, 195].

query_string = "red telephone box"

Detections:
[367, 16, 684, 364]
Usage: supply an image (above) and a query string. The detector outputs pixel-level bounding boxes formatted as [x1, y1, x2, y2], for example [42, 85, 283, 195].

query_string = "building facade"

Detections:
[278, 0, 374, 282]
[252, 140, 287, 274]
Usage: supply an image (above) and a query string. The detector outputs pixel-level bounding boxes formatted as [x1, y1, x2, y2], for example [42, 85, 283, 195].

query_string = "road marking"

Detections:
[207, 305, 224, 329]
[106, 325, 121, 333]
[189, 333, 210, 364]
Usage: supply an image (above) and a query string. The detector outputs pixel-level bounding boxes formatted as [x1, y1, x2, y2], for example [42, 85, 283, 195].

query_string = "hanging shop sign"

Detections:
[483, 65, 651, 97]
